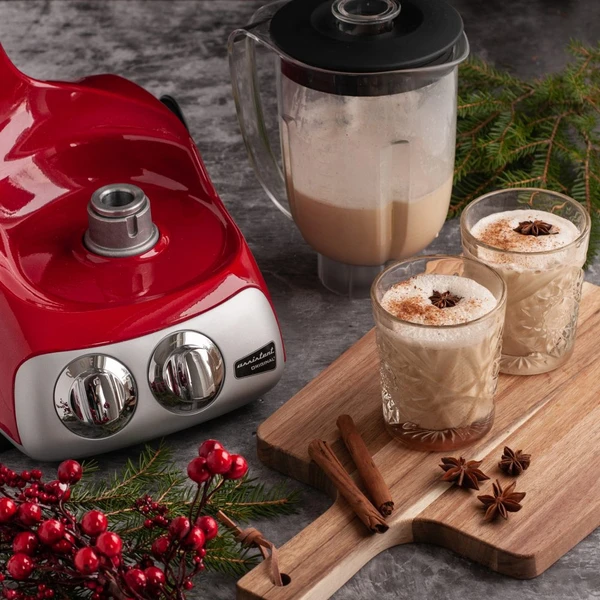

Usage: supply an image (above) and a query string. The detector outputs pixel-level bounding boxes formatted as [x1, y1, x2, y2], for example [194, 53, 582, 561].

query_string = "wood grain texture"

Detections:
[237, 282, 600, 600]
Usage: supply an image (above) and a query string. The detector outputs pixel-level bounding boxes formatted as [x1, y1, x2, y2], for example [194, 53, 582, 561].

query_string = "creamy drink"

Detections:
[372, 256, 506, 451]
[461, 190, 591, 375]
[280, 71, 456, 269]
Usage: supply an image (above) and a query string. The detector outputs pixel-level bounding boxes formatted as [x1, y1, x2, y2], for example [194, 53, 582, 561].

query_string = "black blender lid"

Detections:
[270, 0, 464, 73]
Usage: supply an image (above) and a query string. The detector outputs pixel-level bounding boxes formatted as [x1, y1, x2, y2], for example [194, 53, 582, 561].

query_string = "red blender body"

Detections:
[0, 45, 284, 460]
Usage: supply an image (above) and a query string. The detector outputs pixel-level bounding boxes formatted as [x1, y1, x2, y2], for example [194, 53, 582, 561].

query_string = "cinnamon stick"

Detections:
[337, 414, 394, 517]
[308, 439, 388, 534]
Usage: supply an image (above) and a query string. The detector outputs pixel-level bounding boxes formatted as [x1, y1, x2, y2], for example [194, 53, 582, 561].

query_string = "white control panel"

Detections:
[14, 288, 284, 460]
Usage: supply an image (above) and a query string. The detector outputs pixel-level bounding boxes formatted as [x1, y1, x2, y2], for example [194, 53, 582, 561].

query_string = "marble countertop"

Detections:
[0, 1, 599, 598]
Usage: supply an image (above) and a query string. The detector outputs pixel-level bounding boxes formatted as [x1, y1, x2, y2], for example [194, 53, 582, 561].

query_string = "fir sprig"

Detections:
[206, 478, 301, 522]
[452, 40, 600, 259]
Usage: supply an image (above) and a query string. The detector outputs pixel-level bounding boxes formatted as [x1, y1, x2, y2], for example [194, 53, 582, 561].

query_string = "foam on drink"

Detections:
[470, 210, 580, 271]
[381, 274, 497, 326]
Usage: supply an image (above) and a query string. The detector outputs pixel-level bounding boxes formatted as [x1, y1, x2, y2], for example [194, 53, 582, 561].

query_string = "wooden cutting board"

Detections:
[237, 282, 600, 600]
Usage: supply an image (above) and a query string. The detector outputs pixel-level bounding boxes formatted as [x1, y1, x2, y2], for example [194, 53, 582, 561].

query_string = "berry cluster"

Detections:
[187, 439, 248, 484]
[0, 440, 249, 600]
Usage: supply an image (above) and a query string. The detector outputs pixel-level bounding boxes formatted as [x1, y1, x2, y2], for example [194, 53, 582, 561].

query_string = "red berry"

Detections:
[0, 498, 17, 522]
[81, 510, 108, 536]
[198, 440, 224, 458]
[187, 457, 211, 484]
[151, 536, 170, 559]
[52, 539, 73, 554]
[195, 515, 218, 541]
[74, 547, 99, 574]
[225, 454, 249, 480]
[31, 470, 42, 480]
[45, 480, 71, 501]
[13, 532, 38, 556]
[182, 526, 205, 551]
[95, 532, 122, 557]
[37, 519, 65, 545]
[206, 448, 232, 475]
[168, 516, 190, 540]
[7, 553, 34, 580]
[57, 460, 82, 484]
[18, 502, 42, 525]
[184, 579, 194, 590]
[144, 566, 166, 588]
[124, 568, 147, 592]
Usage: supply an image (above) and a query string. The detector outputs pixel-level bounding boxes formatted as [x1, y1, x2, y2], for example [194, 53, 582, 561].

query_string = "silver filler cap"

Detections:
[84, 184, 159, 257]
[54, 355, 138, 439]
[149, 331, 225, 414]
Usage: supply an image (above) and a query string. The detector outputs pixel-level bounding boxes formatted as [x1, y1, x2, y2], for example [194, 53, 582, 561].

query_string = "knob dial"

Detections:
[149, 331, 224, 414]
[54, 355, 137, 439]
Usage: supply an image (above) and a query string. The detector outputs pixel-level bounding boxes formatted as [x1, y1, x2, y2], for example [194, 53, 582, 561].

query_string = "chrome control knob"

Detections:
[54, 355, 137, 439]
[149, 332, 224, 414]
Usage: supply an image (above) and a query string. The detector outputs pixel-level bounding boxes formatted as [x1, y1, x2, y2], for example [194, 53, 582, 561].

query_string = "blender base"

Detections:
[318, 254, 386, 298]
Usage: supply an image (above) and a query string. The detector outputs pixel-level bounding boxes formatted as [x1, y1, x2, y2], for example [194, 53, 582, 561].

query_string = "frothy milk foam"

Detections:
[471, 209, 580, 262]
[382, 274, 496, 326]
[378, 274, 502, 433]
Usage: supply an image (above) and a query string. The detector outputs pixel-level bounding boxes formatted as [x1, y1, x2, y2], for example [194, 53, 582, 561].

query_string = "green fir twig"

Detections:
[451, 40, 600, 260]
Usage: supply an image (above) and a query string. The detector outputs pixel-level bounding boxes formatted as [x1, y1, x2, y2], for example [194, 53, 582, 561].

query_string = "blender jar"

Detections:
[229, 0, 469, 296]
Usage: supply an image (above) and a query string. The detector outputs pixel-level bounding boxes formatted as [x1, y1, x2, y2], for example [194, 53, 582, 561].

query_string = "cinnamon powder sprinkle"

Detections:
[473, 213, 574, 253]
[477, 218, 523, 251]
[386, 297, 486, 326]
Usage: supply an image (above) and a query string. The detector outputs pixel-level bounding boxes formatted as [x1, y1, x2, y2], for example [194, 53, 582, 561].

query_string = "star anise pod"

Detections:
[498, 446, 531, 475]
[439, 457, 490, 490]
[513, 220, 558, 236]
[477, 479, 526, 521]
[429, 290, 462, 309]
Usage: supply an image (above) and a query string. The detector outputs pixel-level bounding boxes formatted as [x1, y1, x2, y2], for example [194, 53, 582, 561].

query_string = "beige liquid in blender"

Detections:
[377, 274, 502, 451]
[287, 177, 453, 266]
[469, 210, 584, 375]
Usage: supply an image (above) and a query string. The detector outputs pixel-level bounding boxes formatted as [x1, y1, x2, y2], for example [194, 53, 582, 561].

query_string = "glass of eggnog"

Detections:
[372, 255, 506, 451]
[461, 189, 590, 376]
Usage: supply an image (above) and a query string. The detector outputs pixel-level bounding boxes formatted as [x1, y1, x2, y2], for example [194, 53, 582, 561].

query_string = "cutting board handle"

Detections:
[236, 499, 411, 600]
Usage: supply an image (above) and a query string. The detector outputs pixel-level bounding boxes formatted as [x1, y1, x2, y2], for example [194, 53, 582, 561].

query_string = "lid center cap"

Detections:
[332, 0, 401, 34]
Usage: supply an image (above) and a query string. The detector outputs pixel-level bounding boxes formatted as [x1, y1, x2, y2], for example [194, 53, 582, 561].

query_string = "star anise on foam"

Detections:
[429, 290, 462, 309]
[439, 457, 490, 490]
[477, 479, 526, 521]
[498, 446, 531, 476]
[513, 220, 558, 236]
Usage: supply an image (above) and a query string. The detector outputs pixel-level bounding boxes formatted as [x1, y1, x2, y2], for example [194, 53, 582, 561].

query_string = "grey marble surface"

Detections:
[0, 1, 599, 598]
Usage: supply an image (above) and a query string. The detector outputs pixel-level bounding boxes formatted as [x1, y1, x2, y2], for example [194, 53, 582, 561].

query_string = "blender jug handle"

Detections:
[228, 20, 292, 220]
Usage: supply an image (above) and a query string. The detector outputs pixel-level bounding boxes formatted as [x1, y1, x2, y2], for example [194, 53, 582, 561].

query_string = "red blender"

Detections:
[0, 45, 284, 460]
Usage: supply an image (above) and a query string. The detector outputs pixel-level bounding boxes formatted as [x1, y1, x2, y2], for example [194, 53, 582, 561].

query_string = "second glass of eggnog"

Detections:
[461, 188, 591, 376]
[372, 255, 506, 452]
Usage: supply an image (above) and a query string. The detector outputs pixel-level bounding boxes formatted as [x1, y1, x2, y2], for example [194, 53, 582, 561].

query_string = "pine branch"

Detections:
[452, 41, 600, 260]
[204, 478, 300, 522]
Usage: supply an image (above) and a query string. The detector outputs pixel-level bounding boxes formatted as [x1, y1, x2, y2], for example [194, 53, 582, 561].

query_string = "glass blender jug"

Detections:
[229, 0, 469, 296]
